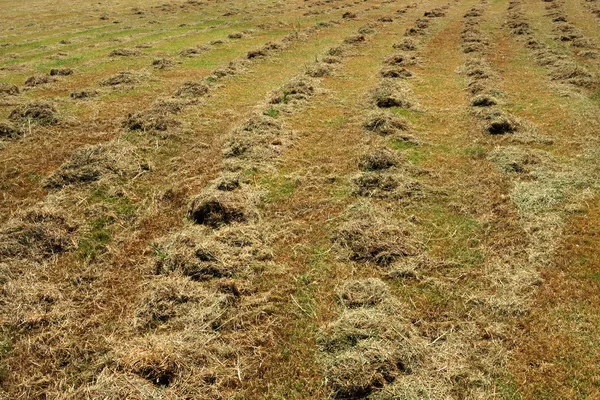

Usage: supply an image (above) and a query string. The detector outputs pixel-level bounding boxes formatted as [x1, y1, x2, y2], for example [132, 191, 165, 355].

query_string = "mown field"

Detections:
[0, 0, 599, 398]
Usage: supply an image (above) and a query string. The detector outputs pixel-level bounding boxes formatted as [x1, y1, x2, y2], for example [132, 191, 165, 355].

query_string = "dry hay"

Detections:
[24, 74, 56, 87]
[424, 8, 446, 17]
[322, 55, 342, 64]
[318, 280, 423, 398]
[111, 275, 242, 396]
[49, 68, 73, 76]
[133, 275, 234, 330]
[335, 278, 390, 308]
[153, 223, 272, 281]
[269, 76, 316, 106]
[247, 41, 282, 59]
[211, 60, 248, 80]
[151, 58, 174, 69]
[306, 62, 333, 78]
[393, 38, 418, 51]
[0, 121, 24, 139]
[363, 111, 410, 135]
[179, 45, 209, 57]
[383, 53, 418, 66]
[175, 81, 209, 98]
[123, 108, 177, 131]
[549, 62, 597, 87]
[70, 89, 99, 99]
[473, 108, 525, 135]
[222, 114, 287, 165]
[42, 142, 146, 189]
[228, 32, 243, 39]
[109, 48, 141, 57]
[344, 34, 365, 45]
[0, 82, 20, 96]
[100, 70, 144, 87]
[187, 187, 258, 228]
[0, 208, 77, 262]
[8, 101, 59, 125]
[372, 80, 417, 109]
[152, 97, 189, 114]
[380, 66, 413, 79]
[351, 171, 421, 199]
[332, 207, 419, 266]
[470, 94, 497, 107]
[327, 45, 350, 57]
[358, 149, 398, 171]
[486, 146, 545, 173]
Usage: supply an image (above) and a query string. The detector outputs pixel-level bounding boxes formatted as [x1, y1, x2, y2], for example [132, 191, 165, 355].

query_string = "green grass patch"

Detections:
[77, 216, 111, 261]
[464, 145, 487, 160]
[261, 176, 299, 203]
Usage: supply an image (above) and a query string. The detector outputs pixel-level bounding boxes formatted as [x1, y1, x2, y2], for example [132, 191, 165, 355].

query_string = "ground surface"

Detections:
[0, 0, 599, 398]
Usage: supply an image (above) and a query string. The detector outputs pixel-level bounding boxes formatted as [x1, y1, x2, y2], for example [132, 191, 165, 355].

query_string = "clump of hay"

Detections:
[344, 34, 365, 44]
[332, 208, 419, 265]
[100, 70, 143, 87]
[384, 53, 418, 66]
[471, 94, 497, 107]
[222, 114, 286, 164]
[342, 11, 357, 19]
[269, 76, 316, 105]
[211, 60, 248, 80]
[322, 55, 342, 64]
[24, 74, 55, 87]
[179, 45, 209, 57]
[358, 149, 398, 171]
[351, 171, 421, 199]
[175, 81, 209, 98]
[372, 80, 417, 109]
[306, 63, 332, 78]
[49, 68, 73, 76]
[9, 101, 59, 125]
[153, 224, 271, 281]
[228, 32, 243, 39]
[42, 142, 145, 189]
[550, 62, 597, 87]
[123, 108, 177, 131]
[424, 8, 445, 17]
[0, 208, 77, 261]
[336, 278, 390, 308]
[0, 121, 24, 139]
[109, 48, 141, 57]
[247, 41, 282, 59]
[393, 38, 418, 51]
[0, 83, 19, 96]
[486, 146, 544, 173]
[474, 108, 523, 135]
[134, 276, 233, 330]
[70, 89, 98, 99]
[363, 111, 410, 135]
[152, 58, 174, 69]
[187, 188, 257, 228]
[380, 66, 413, 79]
[318, 280, 423, 398]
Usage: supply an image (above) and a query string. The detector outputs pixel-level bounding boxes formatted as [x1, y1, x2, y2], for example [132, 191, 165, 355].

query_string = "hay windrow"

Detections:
[187, 187, 258, 228]
[372, 79, 418, 109]
[8, 101, 59, 125]
[42, 142, 147, 189]
[318, 280, 424, 398]
[363, 111, 411, 135]
[0, 208, 78, 261]
[153, 224, 272, 281]
[333, 207, 420, 266]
